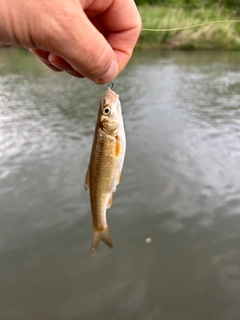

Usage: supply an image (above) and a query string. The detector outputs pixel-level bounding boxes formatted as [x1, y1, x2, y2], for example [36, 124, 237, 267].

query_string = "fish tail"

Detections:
[91, 228, 113, 256]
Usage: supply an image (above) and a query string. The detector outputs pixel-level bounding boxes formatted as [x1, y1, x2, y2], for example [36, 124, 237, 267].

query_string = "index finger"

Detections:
[86, 0, 142, 72]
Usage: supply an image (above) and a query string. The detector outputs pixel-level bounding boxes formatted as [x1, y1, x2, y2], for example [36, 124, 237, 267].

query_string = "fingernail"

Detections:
[97, 59, 118, 84]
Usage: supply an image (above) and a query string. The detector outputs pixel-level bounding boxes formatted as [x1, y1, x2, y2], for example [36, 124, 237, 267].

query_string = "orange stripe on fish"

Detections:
[115, 135, 121, 157]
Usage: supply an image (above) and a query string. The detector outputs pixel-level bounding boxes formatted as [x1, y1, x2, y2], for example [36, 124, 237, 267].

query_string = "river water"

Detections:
[1, 48, 240, 320]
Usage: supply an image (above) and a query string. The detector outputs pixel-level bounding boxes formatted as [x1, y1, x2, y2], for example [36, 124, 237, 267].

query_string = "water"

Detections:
[1, 48, 240, 320]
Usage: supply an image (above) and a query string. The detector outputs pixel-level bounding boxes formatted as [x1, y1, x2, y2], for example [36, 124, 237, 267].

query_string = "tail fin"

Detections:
[91, 228, 113, 256]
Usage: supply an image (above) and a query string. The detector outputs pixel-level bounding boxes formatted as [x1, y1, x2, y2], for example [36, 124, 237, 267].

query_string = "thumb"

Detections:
[49, 11, 118, 84]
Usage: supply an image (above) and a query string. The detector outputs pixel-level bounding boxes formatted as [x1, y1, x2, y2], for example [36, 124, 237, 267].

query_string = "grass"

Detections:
[138, 6, 240, 50]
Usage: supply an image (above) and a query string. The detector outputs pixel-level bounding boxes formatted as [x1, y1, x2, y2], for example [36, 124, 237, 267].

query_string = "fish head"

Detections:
[99, 88, 122, 134]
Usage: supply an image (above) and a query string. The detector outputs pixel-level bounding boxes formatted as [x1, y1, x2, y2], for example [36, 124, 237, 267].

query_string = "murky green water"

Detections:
[1, 48, 240, 320]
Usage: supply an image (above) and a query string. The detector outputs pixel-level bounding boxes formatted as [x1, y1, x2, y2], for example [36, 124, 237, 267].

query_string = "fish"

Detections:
[84, 87, 126, 255]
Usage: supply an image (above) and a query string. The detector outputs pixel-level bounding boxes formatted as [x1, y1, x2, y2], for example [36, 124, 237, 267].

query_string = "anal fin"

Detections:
[116, 171, 121, 185]
[107, 193, 113, 209]
[84, 167, 90, 190]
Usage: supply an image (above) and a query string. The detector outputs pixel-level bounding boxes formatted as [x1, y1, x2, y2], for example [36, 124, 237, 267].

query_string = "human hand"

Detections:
[0, 0, 141, 83]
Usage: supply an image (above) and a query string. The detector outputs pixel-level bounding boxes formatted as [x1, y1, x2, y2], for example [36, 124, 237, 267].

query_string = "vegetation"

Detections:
[135, 0, 240, 13]
[136, 1, 240, 50]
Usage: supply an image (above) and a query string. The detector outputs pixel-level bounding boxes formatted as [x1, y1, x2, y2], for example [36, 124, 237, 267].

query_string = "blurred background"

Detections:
[137, 0, 240, 50]
[1, 1, 240, 319]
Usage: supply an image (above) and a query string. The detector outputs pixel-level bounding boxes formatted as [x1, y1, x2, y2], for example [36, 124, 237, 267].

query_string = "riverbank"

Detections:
[138, 6, 240, 50]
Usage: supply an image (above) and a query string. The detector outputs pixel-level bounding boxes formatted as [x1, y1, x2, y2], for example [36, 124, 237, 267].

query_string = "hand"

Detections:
[0, 0, 141, 83]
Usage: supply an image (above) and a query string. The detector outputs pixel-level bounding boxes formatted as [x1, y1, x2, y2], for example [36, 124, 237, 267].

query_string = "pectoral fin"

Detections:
[84, 167, 90, 190]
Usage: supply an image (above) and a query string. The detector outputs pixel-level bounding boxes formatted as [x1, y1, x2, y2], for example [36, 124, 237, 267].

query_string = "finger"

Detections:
[26, 48, 63, 72]
[81, 0, 141, 82]
[40, 59, 64, 72]
[25, 0, 141, 83]
[48, 53, 85, 78]
[27, 48, 84, 77]
[100, 0, 142, 74]
[53, 10, 118, 84]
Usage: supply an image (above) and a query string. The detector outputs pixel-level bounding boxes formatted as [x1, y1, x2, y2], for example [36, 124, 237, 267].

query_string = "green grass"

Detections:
[138, 6, 240, 50]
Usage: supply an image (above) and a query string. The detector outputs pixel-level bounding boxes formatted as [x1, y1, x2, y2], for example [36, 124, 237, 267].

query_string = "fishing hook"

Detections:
[104, 81, 114, 90]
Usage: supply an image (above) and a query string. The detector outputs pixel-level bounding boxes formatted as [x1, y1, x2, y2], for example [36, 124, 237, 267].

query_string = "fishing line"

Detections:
[141, 20, 240, 32]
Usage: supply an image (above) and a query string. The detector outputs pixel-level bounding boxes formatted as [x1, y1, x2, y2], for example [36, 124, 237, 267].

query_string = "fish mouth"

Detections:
[104, 88, 118, 103]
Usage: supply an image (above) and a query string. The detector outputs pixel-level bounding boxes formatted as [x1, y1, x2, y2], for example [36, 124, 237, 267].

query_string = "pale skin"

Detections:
[0, 0, 141, 83]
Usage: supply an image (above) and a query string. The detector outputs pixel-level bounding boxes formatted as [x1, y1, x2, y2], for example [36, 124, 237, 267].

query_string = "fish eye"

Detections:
[103, 106, 111, 116]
